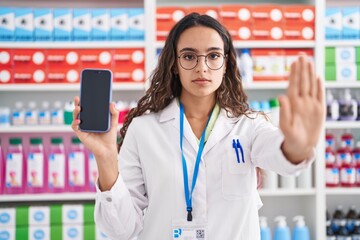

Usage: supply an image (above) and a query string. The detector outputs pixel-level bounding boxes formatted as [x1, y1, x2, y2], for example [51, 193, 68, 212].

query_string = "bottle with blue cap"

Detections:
[260, 216, 272, 240]
[274, 216, 291, 240]
[292, 215, 310, 240]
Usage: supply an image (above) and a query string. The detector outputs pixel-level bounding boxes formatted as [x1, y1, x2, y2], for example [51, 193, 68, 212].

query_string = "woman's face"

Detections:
[176, 26, 226, 100]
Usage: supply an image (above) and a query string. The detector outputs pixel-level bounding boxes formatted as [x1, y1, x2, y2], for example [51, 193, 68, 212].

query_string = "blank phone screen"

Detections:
[79, 69, 112, 132]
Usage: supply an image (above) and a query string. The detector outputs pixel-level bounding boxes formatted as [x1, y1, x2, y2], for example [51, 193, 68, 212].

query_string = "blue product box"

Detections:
[15, 8, 34, 41]
[325, 8, 342, 40]
[128, 8, 144, 41]
[53, 9, 72, 41]
[73, 9, 91, 41]
[91, 9, 110, 41]
[0, 7, 15, 41]
[342, 7, 360, 40]
[34, 8, 53, 41]
[110, 8, 128, 41]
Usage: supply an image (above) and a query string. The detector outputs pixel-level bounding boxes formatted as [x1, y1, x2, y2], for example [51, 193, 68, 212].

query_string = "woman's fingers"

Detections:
[72, 96, 81, 132]
[110, 102, 119, 129]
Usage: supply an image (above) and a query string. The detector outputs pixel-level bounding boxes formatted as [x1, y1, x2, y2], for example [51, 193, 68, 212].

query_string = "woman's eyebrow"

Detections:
[179, 47, 223, 53]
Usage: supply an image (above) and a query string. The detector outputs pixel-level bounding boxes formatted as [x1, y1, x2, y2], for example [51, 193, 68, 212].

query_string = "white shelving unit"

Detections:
[0, 193, 95, 202]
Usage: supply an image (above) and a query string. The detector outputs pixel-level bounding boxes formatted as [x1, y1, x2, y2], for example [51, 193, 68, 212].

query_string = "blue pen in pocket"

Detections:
[237, 139, 245, 163]
[232, 139, 240, 163]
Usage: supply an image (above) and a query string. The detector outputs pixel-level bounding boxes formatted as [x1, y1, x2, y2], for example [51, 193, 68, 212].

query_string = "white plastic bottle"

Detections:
[274, 216, 291, 240]
[25, 101, 38, 125]
[238, 48, 253, 84]
[38, 101, 51, 125]
[339, 89, 357, 121]
[280, 175, 296, 189]
[63, 101, 74, 125]
[51, 101, 64, 125]
[297, 165, 312, 189]
[326, 90, 339, 121]
[0, 107, 10, 127]
[11, 101, 26, 126]
[269, 98, 280, 127]
[292, 216, 310, 240]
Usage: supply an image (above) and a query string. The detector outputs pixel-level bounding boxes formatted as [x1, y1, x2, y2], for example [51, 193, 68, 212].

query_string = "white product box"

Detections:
[92, 8, 110, 40]
[63, 224, 83, 240]
[53, 9, 72, 41]
[0, 227, 15, 240]
[34, 8, 53, 41]
[325, 8, 342, 40]
[337, 64, 358, 81]
[128, 8, 144, 40]
[0, 8, 15, 41]
[62, 205, 83, 225]
[73, 9, 91, 41]
[111, 8, 128, 40]
[15, 8, 34, 41]
[29, 226, 50, 240]
[29, 206, 50, 226]
[0, 208, 16, 227]
[336, 47, 356, 64]
[342, 7, 360, 39]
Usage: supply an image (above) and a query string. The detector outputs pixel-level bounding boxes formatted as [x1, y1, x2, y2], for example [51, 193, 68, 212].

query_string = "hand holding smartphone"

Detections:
[79, 69, 112, 132]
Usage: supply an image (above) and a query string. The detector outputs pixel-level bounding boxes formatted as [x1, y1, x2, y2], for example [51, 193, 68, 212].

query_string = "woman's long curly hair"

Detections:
[118, 13, 250, 149]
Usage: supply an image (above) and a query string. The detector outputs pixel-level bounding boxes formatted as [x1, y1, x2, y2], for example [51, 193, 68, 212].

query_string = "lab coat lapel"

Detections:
[203, 109, 237, 156]
[159, 99, 199, 152]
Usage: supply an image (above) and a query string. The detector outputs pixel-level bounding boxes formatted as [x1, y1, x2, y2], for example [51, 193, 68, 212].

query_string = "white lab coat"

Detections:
[95, 99, 314, 240]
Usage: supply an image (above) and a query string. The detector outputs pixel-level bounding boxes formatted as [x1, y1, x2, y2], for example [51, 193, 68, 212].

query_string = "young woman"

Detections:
[72, 13, 324, 240]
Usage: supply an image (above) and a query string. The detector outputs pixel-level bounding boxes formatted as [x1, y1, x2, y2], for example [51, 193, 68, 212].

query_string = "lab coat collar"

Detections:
[159, 99, 240, 155]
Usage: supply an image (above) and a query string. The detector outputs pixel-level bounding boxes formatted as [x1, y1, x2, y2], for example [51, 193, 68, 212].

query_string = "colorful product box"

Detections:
[342, 7, 360, 39]
[326, 47, 360, 64]
[15, 8, 34, 41]
[252, 49, 286, 81]
[47, 49, 80, 68]
[325, 64, 360, 81]
[283, 24, 314, 40]
[325, 8, 342, 40]
[186, 6, 220, 21]
[156, 7, 186, 41]
[284, 49, 314, 76]
[252, 24, 284, 40]
[0, 7, 15, 41]
[29, 206, 50, 226]
[73, 9, 91, 41]
[29, 226, 50, 240]
[47, 67, 79, 83]
[63, 225, 83, 240]
[0, 49, 13, 66]
[252, 5, 284, 24]
[92, 9, 110, 41]
[0, 208, 16, 227]
[113, 48, 145, 82]
[53, 9, 73, 41]
[110, 8, 128, 40]
[283, 5, 315, 25]
[0, 68, 13, 84]
[13, 66, 47, 84]
[13, 49, 46, 67]
[219, 5, 253, 40]
[78, 49, 113, 69]
[34, 8, 53, 41]
[62, 205, 83, 225]
[128, 8, 144, 40]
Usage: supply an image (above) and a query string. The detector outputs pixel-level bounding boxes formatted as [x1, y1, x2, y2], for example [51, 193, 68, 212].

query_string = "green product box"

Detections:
[84, 224, 96, 240]
[84, 204, 95, 225]
[357, 47, 360, 63]
[325, 47, 335, 64]
[50, 204, 62, 226]
[325, 64, 336, 81]
[16, 206, 29, 227]
[51, 225, 62, 240]
[16, 227, 28, 240]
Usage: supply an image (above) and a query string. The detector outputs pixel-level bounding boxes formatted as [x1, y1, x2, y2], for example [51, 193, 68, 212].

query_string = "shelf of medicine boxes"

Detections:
[0, 83, 145, 92]
[0, 125, 123, 133]
[0, 41, 145, 49]
[0, 193, 95, 203]
[325, 121, 360, 129]
[156, 40, 316, 49]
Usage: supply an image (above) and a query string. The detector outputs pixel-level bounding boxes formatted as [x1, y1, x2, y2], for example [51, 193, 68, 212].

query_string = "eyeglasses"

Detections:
[177, 52, 226, 70]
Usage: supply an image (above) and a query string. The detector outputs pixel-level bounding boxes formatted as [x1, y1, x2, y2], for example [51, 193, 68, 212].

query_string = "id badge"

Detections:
[172, 219, 207, 240]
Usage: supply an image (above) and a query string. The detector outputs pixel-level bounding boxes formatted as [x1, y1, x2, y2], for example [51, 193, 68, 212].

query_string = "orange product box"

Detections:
[252, 23, 284, 41]
[283, 24, 315, 40]
[284, 49, 314, 77]
[156, 7, 186, 41]
[13, 49, 46, 68]
[219, 5, 253, 24]
[223, 21, 252, 40]
[186, 6, 221, 21]
[0, 67, 13, 84]
[283, 5, 315, 25]
[47, 67, 80, 83]
[13, 66, 47, 84]
[0, 49, 13, 66]
[252, 5, 284, 24]
[113, 48, 144, 67]
[47, 49, 80, 68]
[113, 67, 145, 83]
[252, 49, 286, 81]
[77, 49, 114, 69]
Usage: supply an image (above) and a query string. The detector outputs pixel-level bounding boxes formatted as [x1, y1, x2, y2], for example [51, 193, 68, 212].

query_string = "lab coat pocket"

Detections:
[222, 135, 253, 200]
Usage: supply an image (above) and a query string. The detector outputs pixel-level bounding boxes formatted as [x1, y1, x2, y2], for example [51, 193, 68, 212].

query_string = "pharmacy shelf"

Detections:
[244, 82, 288, 90]
[324, 40, 360, 47]
[0, 41, 145, 49]
[326, 188, 360, 195]
[0, 193, 95, 203]
[325, 121, 360, 129]
[258, 188, 316, 197]
[325, 82, 360, 88]
[0, 125, 123, 133]
[156, 40, 316, 49]
[0, 83, 145, 92]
